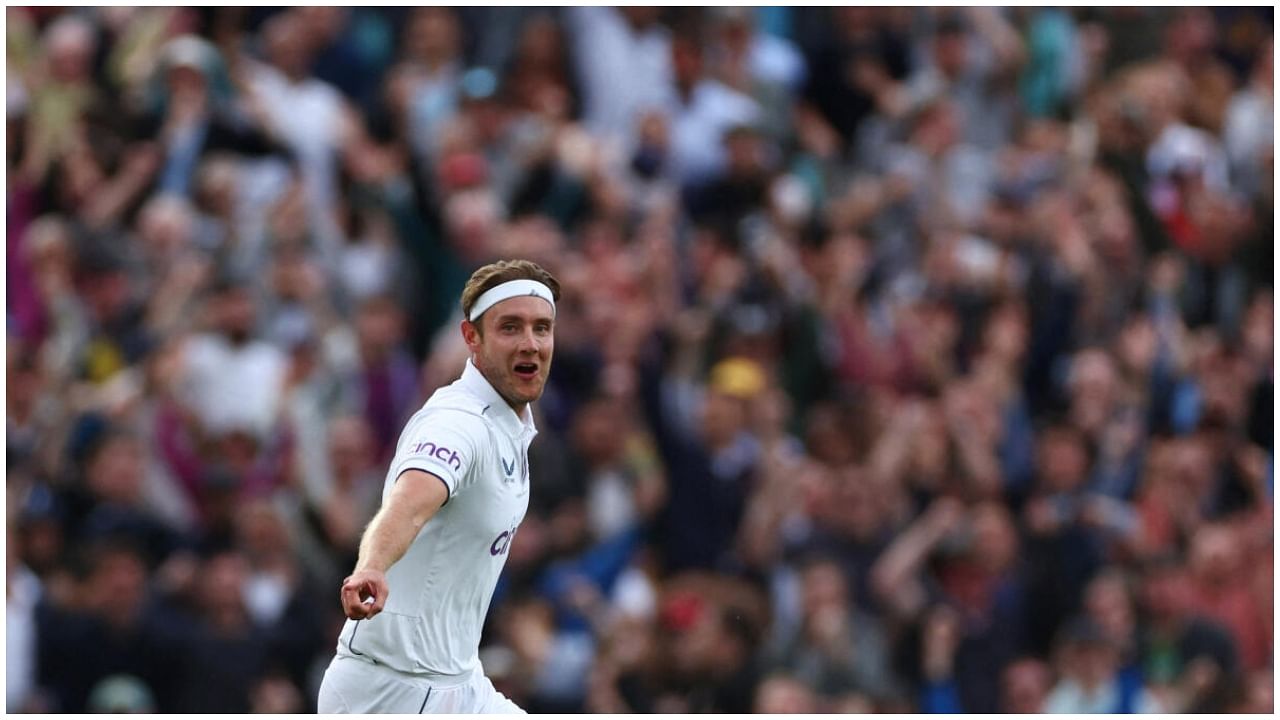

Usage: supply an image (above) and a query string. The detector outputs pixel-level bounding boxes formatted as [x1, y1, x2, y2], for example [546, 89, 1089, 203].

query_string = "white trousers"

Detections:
[317, 655, 524, 714]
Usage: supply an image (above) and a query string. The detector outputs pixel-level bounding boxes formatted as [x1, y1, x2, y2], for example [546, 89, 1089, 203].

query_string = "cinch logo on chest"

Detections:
[410, 441, 462, 472]
[490, 522, 521, 556]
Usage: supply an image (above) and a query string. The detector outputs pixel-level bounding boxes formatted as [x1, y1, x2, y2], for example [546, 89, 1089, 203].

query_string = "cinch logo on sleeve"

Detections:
[410, 441, 462, 472]
[490, 523, 521, 556]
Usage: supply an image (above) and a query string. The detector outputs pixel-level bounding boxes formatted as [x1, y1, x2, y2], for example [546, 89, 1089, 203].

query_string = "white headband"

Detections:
[468, 279, 556, 322]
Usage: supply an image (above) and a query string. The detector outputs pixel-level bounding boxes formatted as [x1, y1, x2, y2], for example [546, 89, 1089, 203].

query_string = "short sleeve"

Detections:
[388, 411, 484, 499]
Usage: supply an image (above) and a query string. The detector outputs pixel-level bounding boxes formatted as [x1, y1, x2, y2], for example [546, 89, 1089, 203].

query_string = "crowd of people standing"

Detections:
[6, 6, 1272, 713]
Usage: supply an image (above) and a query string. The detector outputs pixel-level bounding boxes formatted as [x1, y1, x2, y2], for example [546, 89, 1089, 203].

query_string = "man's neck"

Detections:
[508, 400, 528, 418]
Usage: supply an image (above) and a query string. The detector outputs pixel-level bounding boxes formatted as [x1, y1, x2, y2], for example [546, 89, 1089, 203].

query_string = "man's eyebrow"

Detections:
[493, 313, 554, 324]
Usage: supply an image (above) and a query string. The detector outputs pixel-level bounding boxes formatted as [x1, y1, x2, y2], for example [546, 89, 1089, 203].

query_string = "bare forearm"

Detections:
[869, 428, 913, 488]
[354, 502, 424, 574]
[872, 523, 937, 593]
[952, 427, 1001, 492]
[871, 500, 961, 605]
[968, 7, 1025, 70]
[352, 470, 448, 574]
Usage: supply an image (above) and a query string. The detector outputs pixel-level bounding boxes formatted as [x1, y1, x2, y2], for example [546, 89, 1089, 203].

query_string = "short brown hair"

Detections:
[460, 259, 561, 322]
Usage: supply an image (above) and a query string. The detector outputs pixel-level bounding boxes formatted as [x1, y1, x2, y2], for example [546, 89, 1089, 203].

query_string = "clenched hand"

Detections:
[340, 569, 389, 620]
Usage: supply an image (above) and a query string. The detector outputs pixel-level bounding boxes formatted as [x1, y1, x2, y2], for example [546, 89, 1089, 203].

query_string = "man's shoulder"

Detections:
[414, 384, 497, 432]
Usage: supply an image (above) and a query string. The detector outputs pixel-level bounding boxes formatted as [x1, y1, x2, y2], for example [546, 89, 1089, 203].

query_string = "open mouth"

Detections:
[513, 362, 539, 380]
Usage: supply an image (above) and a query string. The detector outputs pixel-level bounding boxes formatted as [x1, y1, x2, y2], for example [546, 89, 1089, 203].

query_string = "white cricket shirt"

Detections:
[334, 360, 535, 679]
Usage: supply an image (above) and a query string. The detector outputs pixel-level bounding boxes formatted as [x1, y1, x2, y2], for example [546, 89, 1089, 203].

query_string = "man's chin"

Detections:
[518, 385, 545, 403]
[503, 380, 545, 406]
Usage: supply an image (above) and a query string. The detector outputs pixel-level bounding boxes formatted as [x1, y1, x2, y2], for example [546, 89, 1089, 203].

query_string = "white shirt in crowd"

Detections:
[247, 63, 348, 255]
[6, 565, 41, 712]
[568, 6, 675, 147]
[180, 333, 288, 439]
[668, 80, 762, 186]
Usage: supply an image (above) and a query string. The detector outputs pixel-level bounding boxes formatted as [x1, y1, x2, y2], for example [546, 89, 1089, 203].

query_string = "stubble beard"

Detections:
[477, 352, 546, 408]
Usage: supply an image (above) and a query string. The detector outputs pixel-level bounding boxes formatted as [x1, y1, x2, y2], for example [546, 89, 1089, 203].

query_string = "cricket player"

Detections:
[317, 259, 559, 713]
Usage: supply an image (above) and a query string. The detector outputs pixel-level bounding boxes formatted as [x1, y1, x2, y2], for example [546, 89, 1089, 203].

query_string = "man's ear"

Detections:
[461, 318, 482, 352]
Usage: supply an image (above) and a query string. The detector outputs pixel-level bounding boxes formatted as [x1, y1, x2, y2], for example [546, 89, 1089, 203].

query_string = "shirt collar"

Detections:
[458, 359, 537, 438]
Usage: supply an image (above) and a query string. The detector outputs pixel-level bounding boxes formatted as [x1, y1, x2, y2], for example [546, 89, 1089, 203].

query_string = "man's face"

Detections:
[91, 550, 148, 625]
[1076, 642, 1120, 686]
[88, 436, 144, 504]
[1037, 430, 1087, 493]
[1001, 659, 1050, 713]
[217, 288, 256, 342]
[465, 295, 555, 409]
[1142, 567, 1189, 619]
[701, 390, 747, 449]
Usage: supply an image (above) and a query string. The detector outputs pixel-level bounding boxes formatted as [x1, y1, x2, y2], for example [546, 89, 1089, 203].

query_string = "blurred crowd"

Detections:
[5, 6, 1273, 714]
